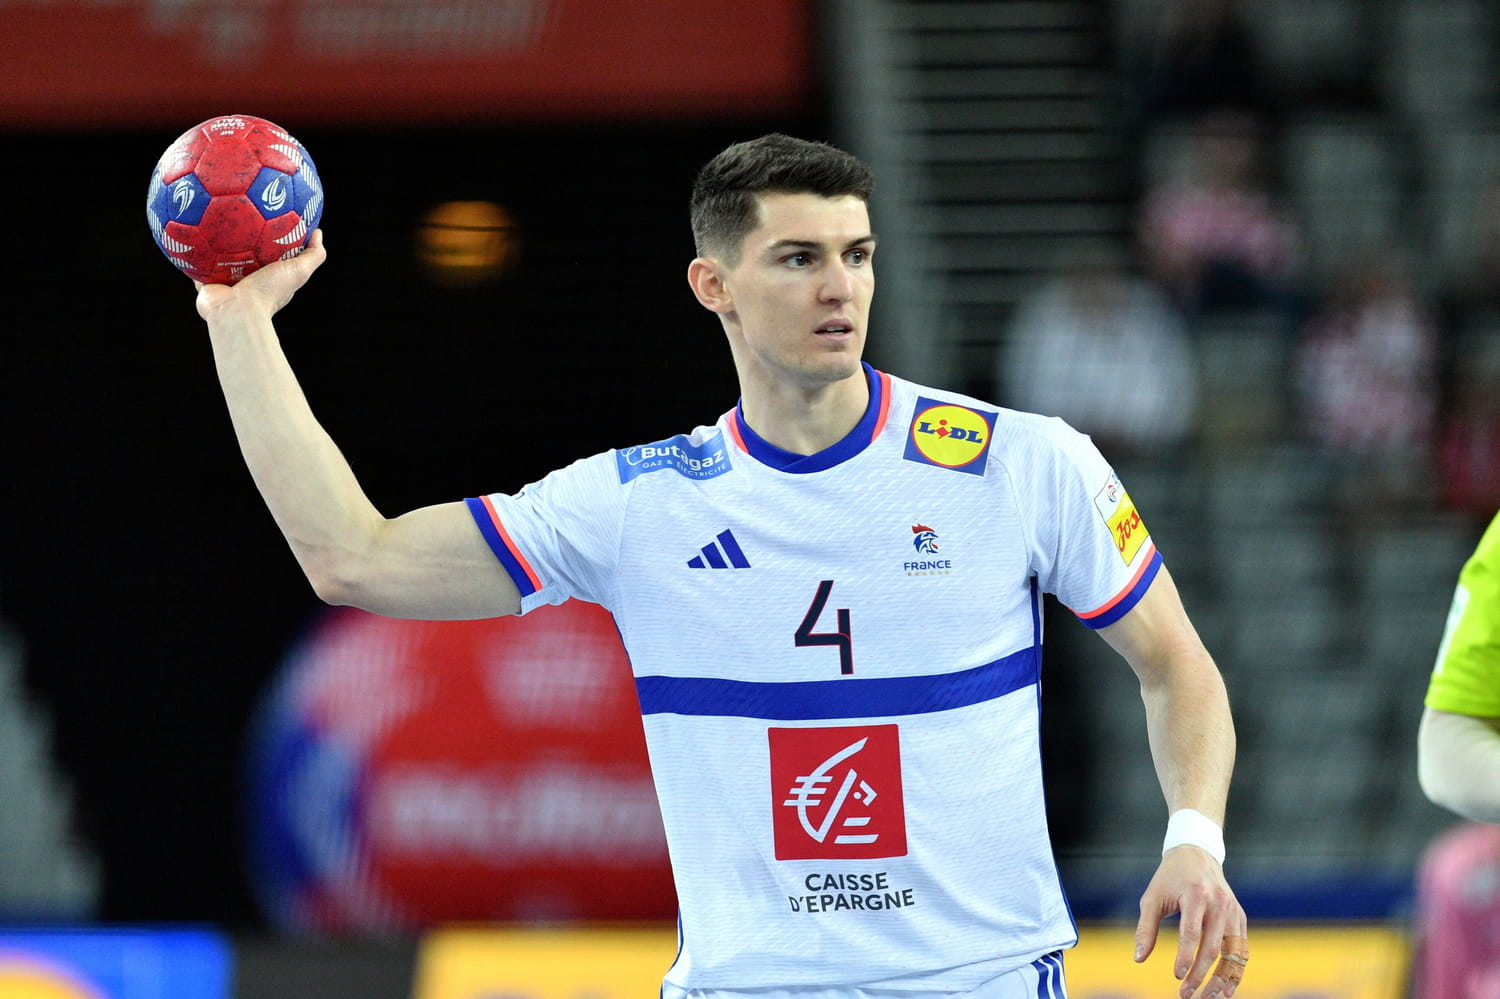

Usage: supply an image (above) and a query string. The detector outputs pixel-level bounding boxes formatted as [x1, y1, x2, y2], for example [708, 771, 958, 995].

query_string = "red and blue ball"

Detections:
[147, 114, 323, 285]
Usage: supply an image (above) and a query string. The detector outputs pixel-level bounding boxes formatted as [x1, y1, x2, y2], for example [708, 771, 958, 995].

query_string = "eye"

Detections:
[845, 248, 870, 266]
[783, 252, 813, 268]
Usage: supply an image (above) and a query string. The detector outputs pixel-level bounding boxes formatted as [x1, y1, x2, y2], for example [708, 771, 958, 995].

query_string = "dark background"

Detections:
[0, 116, 821, 926]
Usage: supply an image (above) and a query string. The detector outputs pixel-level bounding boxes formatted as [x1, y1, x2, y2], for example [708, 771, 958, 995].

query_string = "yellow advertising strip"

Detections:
[414, 925, 678, 999]
[0, 960, 102, 999]
[414, 923, 1410, 999]
[1066, 924, 1410, 999]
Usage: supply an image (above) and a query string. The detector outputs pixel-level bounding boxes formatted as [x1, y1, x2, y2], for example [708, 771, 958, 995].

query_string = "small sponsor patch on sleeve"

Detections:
[616, 433, 732, 482]
[1093, 473, 1149, 565]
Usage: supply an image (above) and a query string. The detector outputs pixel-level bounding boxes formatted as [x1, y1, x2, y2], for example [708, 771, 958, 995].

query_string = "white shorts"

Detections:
[662, 951, 1067, 999]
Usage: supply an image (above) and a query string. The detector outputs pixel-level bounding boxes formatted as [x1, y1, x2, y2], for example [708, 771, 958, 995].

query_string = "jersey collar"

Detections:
[726, 363, 893, 474]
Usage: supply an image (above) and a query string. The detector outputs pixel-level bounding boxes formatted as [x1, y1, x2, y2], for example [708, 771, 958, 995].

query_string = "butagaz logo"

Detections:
[769, 725, 906, 861]
[171, 178, 196, 215]
[687, 529, 751, 569]
[902, 398, 997, 476]
[1093, 472, 1149, 565]
[616, 433, 732, 483]
[261, 175, 289, 212]
[905, 523, 951, 575]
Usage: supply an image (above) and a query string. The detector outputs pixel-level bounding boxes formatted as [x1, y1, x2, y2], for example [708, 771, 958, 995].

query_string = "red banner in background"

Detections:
[245, 601, 678, 934]
[0, 0, 811, 128]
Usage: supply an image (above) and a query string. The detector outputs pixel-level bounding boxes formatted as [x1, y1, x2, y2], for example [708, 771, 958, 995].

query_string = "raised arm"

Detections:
[1096, 567, 1247, 999]
[195, 231, 520, 620]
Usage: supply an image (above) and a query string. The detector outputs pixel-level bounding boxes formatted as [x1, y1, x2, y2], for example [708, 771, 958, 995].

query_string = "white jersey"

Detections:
[467, 365, 1160, 995]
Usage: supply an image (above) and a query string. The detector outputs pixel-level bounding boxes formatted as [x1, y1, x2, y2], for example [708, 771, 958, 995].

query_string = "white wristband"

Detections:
[1162, 808, 1225, 865]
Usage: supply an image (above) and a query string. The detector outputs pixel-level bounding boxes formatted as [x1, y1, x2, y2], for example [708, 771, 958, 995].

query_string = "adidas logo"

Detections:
[687, 529, 751, 569]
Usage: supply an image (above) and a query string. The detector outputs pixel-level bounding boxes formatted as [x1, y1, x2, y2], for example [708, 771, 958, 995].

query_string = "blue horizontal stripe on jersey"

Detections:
[635, 645, 1039, 720]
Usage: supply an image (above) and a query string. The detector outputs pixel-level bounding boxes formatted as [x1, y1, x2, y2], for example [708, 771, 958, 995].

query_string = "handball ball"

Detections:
[146, 114, 324, 285]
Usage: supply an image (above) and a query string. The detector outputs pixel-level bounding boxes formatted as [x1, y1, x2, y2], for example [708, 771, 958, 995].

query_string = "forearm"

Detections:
[1129, 643, 1247, 999]
[204, 299, 384, 599]
[1139, 648, 1236, 823]
[1418, 707, 1500, 822]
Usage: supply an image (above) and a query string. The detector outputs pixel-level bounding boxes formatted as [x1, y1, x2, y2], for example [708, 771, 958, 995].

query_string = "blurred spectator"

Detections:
[1294, 246, 1439, 511]
[1437, 338, 1500, 522]
[999, 245, 1199, 460]
[1134, 0, 1264, 123]
[1138, 110, 1305, 320]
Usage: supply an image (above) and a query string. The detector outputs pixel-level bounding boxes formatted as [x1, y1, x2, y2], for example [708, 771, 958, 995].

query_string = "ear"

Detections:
[688, 257, 734, 314]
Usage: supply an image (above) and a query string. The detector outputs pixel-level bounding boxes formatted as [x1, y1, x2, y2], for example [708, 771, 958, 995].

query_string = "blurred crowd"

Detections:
[1000, 0, 1500, 528]
[1002, 4, 1500, 994]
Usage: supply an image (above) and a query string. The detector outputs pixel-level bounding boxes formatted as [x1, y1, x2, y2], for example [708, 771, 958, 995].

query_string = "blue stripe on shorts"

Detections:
[1033, 950, 1066, 999]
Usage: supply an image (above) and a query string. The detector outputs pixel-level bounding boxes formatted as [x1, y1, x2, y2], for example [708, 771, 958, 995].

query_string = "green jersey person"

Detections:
[1419, 511, 1500, 822]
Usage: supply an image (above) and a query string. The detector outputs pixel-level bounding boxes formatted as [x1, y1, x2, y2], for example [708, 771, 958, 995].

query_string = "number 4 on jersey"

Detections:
[795, 579, 853, 675]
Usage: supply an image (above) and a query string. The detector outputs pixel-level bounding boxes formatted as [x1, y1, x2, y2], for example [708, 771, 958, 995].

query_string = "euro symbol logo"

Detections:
[782, 738, 880, 845]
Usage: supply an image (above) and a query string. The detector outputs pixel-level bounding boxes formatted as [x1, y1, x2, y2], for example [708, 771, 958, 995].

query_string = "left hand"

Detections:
[1133, 845, 1248, 999]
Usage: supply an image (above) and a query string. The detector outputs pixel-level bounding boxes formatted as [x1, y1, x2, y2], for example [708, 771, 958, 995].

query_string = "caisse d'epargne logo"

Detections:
[769, 724, 907, 861]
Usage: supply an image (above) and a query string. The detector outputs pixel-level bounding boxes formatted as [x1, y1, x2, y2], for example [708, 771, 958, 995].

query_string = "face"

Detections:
[696, 192, 876, 394]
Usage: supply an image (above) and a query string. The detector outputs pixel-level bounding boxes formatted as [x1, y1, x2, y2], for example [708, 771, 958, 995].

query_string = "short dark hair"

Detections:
[690, 134, 875, 262]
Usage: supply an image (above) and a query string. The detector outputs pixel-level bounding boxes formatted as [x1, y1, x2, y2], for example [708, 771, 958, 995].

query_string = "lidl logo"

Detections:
[902, 399, 996, 475]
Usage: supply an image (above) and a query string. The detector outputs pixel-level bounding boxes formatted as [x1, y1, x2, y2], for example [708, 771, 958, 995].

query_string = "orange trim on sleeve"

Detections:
[479, 494, 543, 592]
[1076, 539, 1159, 621]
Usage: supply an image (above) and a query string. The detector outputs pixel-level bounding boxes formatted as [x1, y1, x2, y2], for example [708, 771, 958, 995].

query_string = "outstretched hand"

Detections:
[195, 229, 327, 322]
[1134, 845, 1248, 999]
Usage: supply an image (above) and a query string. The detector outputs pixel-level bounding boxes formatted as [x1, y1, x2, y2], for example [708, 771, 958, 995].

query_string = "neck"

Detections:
[738, 366, 870, 456]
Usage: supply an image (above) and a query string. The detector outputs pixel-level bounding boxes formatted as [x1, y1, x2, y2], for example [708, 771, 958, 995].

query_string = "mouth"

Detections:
[815, 321, 854, 337]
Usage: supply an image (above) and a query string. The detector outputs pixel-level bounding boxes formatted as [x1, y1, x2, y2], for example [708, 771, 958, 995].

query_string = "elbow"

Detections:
[1418, 711, 1500, 824]
[297, 545, 371, 609]
[1420, 770, 1500, 824]
[1419, 759, 1500, 824]
[308, 572, 357, 608]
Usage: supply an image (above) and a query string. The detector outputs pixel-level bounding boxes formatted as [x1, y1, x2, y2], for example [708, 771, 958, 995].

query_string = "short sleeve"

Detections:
[466, 450, 626, 613]
[1008, 418, 1161, 629]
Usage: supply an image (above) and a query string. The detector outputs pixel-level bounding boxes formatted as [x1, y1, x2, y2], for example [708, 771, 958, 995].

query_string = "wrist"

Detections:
[1162, 808, 1225, 865]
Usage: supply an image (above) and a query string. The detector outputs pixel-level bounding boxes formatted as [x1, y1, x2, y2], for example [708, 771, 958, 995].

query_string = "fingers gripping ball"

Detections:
[146, 114, 324, 285]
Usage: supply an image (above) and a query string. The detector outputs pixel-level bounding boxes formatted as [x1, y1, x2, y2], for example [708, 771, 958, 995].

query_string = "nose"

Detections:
[820, 260, 855, 303]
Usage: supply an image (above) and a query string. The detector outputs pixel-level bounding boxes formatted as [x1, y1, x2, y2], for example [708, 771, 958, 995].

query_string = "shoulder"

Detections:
[887, 373, 1087, 447]
[883, 372, 1097, 477]
[609, 420, 736, 487]
[1469, 513, 1500, 575]
[522, 420, 733, 500]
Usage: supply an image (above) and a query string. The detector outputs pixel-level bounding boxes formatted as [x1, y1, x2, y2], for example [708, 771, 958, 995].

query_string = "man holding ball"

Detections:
[193, 133, 1247, 998]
